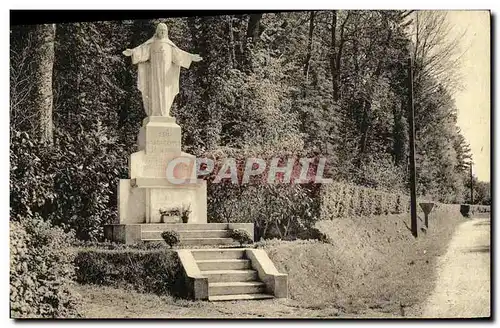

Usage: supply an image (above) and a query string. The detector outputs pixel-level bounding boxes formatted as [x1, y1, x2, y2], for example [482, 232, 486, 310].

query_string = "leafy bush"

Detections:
[74, 248, 182, 296]
[48, 126, 126, 240]
[9, 130, 56, 222]
[161, 231, 180, 248]
[10, 218, 80, 318]
[10, 125, 127, 241]
[208, 181, 320, 241]
[229, 228, 253, 246]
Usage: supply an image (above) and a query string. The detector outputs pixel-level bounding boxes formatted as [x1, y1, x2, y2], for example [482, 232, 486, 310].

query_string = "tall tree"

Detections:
[303, 11, 315, 80]
[33, 24, 56, 145]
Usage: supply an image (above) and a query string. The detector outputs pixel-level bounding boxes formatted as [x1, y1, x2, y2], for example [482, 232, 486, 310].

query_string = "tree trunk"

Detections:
[233, 15, 246, 69]
[392, 101, 406, 166]
[304, 11, 316, 80]
[246, 13, 263, 42]
[358, 14, 393, 156]
[242, 14, 263, 73]
[359, 100, 372, 154]
[33, 24, 55, 145]
[332, 11, 349, 101]
[228, 15, 236, 69]
[330, 11, 338, 99]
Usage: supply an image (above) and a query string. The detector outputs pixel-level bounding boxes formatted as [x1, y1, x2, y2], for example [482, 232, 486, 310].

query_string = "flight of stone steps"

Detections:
[140, 223, 286, 301]
[191, 249, 275, 301]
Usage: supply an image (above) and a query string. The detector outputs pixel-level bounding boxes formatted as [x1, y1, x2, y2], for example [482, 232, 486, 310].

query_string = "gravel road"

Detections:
[409, 217, 491, 318]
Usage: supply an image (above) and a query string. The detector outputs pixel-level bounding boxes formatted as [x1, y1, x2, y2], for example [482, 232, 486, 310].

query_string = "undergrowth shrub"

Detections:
[74, 248, 182, 296]
[161, 231, 180, 248]
[229, 228, 253, 246]
[10, 218, 80, 318]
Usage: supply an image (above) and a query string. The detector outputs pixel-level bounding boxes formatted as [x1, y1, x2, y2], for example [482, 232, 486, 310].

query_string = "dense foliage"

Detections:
[10, 219, 80, 318]
[10, 11, 479, 242]
[10, 126, 124, 240]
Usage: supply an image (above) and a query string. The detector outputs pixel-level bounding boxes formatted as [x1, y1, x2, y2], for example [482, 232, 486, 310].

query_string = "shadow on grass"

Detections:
[403, 221, 412, 233]
[402, 216, 425, 235]
[464, 245, 490, 253]
[473, 221, 491, 226]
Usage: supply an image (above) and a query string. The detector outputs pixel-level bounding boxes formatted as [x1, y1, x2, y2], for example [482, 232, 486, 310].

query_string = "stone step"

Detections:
[209, 281, 266, 296]
[208, 293, 274, 302]
[141, 230, 230, 240]
[141, 237, 236, 246]
[140, 223, 233, 232]
[197, 259, 251, 271]
[181, 230, 230, 238]
[191, 249, 246, 261]
[201, 269, 258, 283]
[181, 238, 236, 246]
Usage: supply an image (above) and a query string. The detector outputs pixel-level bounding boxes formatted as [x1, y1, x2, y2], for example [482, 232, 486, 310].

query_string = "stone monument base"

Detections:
[103, 222, 254, 245]
[105, 115, 208, 244]
[117, 178, 207, 225]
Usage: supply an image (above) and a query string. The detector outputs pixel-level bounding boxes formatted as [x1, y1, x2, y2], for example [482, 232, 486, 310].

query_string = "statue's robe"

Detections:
[129, 38, 193, 116]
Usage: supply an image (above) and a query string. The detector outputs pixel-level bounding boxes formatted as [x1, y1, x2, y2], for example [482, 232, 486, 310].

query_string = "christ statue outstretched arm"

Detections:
[123, 23, 203, 117]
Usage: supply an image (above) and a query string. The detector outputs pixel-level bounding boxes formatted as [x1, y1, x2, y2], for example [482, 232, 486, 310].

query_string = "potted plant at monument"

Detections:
[180, 204, 191, 223]
[159, 207, 181, 223]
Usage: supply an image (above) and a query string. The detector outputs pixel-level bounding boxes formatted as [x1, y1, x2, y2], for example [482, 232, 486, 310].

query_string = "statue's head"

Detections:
[155, 23, 168, 39]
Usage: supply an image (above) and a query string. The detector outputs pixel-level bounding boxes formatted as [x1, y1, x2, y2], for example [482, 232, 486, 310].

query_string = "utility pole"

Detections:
[470, 162, 474, 204]
[407, 56, 418, 238]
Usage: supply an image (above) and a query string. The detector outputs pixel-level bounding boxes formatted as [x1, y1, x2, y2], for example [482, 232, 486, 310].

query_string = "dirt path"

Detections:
[409, 217, 491, 318]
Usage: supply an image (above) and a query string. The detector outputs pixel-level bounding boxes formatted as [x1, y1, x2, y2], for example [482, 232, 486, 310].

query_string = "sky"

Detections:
[446, 11, 490, 182]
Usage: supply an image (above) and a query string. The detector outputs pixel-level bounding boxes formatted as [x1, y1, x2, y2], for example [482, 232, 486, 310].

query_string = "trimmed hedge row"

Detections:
[318, 182, 490, 221]
[318, 182, 411, 219]
[471, 205, 491, 213]
[74, 248, 183, 296]
[460, 204, 491, 217]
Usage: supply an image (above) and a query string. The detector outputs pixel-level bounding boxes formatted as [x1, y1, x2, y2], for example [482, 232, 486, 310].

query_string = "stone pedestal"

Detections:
[105, 116, 207, 243]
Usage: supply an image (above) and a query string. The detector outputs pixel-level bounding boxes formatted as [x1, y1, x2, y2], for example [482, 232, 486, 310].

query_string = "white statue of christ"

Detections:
[123, 23, 203, 117]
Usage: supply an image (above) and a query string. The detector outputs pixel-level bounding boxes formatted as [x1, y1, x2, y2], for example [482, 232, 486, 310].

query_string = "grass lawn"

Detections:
[74, 283, 389, 318]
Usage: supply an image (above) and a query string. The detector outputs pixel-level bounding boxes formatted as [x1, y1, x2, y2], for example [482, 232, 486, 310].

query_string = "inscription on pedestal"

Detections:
[146, 126, 181, 154]
[142, 153, 171, 178]
[146, 140, 181, 153]
[137, 121, 182, 153]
